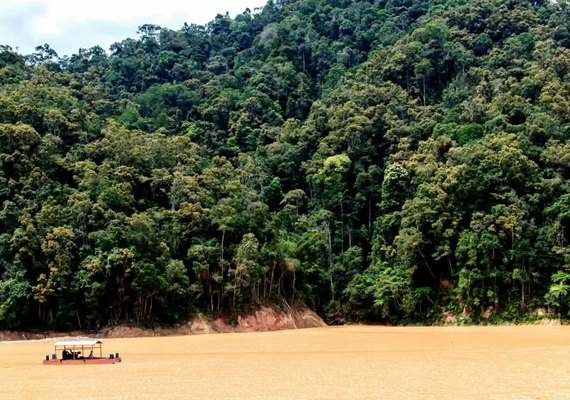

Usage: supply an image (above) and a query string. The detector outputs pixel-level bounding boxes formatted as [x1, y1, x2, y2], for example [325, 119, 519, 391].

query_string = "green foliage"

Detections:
[546, 270, 570, 316]
[0, 0, 569, 329]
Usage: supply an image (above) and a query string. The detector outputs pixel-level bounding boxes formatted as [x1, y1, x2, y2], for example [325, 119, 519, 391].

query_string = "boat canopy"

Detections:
[44, 339, 118, 363]
[55, 340, 102, 347]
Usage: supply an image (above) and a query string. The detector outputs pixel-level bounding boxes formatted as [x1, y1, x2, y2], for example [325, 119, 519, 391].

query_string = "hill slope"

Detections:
[0, 0, 569, 329]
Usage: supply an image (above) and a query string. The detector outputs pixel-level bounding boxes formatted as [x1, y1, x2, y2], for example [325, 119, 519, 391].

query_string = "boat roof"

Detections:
[54, 340, 102, 346]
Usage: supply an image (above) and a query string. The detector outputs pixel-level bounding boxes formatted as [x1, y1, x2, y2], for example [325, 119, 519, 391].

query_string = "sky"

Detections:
[0, 0, 268, 56]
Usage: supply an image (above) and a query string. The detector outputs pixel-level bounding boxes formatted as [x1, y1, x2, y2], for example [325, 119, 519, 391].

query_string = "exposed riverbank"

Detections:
[1, 303, 563, 342]
[0, 304, 326, 341]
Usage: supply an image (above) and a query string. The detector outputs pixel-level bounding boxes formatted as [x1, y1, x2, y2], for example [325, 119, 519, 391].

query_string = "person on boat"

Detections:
[88, 350, 94, 359]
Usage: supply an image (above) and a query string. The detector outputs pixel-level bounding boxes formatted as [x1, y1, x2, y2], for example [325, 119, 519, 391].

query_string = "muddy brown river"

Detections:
[1, 325, 569, 399]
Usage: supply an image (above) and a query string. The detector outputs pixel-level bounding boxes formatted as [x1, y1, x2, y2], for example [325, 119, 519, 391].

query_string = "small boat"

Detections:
[42, 340, 122, 365]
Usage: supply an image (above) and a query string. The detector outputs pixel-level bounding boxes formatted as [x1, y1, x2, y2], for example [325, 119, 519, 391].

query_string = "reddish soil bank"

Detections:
[0, 304, 325, 341]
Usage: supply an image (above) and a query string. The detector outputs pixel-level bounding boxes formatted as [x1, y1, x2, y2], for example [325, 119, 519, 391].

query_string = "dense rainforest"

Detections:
[0, 0, 569, 330]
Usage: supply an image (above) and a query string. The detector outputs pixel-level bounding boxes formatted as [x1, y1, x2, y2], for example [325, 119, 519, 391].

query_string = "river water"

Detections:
[1, 325, 569, 399]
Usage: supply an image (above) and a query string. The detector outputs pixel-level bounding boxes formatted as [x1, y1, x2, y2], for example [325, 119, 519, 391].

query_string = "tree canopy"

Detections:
[1, 0, 569, 329]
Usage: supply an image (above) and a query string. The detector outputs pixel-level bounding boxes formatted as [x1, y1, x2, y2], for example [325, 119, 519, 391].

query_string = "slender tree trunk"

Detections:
[220, 229, 225, 277]
[340, 199, 344, 253]
[278, 272, 284, 298]
[269, 261, 276, 296]
[418, 247, 436, 280]
[233, 268, 238, 309]
[521, 271, 525, 305]
[209, 280, 214, 313]
[219, 229, 226, 310]
[422, 76, 426, 106]
[368, 196, 372, 237]
[325, 221, 335, 302]
[292, 268, 296, 302]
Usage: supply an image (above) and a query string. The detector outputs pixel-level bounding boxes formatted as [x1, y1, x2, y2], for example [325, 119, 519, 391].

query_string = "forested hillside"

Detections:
[0, 0, 569, 330]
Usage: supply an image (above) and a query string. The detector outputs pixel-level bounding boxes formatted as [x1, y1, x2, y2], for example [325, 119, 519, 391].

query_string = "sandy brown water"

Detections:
[1, 325, 569, 399]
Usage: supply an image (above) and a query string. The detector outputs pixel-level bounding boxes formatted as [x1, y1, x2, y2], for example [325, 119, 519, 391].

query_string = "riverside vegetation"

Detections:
[0, 0, 569, 331]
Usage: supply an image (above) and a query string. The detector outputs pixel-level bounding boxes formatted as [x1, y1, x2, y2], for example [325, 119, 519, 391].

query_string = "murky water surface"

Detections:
[1, 325, 569, 399]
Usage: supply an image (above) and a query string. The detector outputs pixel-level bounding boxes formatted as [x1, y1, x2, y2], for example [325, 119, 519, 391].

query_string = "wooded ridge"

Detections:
[0, 0, 569, 330]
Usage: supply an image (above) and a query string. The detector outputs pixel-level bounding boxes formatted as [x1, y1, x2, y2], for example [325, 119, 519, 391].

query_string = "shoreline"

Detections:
[1, 318, 562, 343]
[0, 304, 327, 342]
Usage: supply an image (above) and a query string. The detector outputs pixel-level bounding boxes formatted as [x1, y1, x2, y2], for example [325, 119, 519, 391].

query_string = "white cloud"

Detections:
[0, 0, 268, 56]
